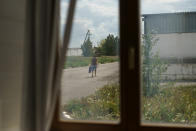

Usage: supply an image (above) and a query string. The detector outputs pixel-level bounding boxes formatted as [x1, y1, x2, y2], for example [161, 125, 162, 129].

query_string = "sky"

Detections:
[61, 0, 196, 48]
[141, 0, 196, 14]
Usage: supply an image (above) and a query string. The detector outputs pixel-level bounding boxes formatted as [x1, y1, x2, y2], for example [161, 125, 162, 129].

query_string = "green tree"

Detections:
[81, 37, 94, 57]
[142, 32, 167, 97]
[94, 39, 105, 56]
[100, 34, 119, 56]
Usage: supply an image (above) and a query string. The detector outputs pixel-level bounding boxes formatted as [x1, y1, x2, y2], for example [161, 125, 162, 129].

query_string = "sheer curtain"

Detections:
[0, 0, 26, 131]
[21, 0, 76, 131]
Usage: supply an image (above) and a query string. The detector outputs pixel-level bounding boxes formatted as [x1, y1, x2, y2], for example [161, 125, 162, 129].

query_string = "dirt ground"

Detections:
[60, 62, 119, 104]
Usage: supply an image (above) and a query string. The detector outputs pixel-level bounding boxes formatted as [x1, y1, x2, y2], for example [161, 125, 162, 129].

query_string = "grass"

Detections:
[62, 83, 196, 123]
[142, 85, 196, 124]
[62, 83, 120, 121]
[98, 56, 119, 64]
[65, 56, 91, 68]
[64, 56, 119, 69]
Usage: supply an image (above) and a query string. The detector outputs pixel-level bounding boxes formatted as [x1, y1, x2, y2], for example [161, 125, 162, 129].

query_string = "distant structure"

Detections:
[67, 30, 92, 57]
[83, 30, 91, 45]
[67, 48, 82, 56]
[142, 12, 196, 81]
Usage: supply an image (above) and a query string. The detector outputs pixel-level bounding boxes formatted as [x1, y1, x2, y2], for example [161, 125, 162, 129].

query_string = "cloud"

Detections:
[141, 0, 196, 14]
[77, 0, 118, 17]
[144, 0, 181, 4]
[69, 17, 118, 47]
[61, 0, 196, 48]
[61, 0, 119, 48]
[158, 0, 181, 3]
[75, 17, 93, 29]
[60, 0, 69, 26]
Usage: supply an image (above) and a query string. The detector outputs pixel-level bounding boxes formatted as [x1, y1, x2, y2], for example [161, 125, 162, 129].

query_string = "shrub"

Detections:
[142, 32, 168, 97]
[142, 85, 196, 124]
[95, 34, 119, 56]
[97, 56, 119, 64]
[63, 83, 120, 121]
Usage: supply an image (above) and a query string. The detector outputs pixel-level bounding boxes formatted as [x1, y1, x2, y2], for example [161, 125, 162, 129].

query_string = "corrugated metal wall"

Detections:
[143, 12, 196, 34]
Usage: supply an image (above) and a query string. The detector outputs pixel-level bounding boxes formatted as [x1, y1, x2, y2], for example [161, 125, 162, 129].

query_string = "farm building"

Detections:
[66, 48, 82, 56]
[142, 12, 196, 81]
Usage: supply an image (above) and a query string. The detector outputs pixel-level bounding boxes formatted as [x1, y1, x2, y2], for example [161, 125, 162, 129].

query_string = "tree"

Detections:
[81, 37, 94, 57]
[94, 39, 105, 56]
[100, 34, 119, 56]
[142, 32, 167, 97]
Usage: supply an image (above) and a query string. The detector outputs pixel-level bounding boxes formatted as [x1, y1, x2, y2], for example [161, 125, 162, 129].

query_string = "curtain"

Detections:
[21, 0, 76, 131]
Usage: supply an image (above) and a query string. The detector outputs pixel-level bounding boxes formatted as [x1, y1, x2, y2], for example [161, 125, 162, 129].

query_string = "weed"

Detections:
[63, 83, 120, 121]
[142, 85, 196, 124]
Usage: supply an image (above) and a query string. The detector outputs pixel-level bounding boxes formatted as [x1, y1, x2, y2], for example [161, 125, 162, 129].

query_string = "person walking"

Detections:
[89, 56, 97, 77]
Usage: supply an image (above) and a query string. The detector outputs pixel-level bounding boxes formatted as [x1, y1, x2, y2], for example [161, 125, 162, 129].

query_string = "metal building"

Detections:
[143, 12, 196, 34]
[142, 12, 196, 58]
[142, 12, 196, 81]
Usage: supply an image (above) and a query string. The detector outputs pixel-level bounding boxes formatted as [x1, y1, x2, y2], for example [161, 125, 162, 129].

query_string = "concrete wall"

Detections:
[0, 0, 26, 130]
[154, 33, 196, 58]
[161, 64, 196, 81]
[67, 48, 82, 56]
[150, 33, 196, 81]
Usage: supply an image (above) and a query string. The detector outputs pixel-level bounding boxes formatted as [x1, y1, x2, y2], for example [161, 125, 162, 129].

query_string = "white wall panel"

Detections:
[153, 33, 196, 58]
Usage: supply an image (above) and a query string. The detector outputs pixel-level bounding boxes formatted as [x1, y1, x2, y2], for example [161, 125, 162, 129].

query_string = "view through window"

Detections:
[60, 0, 120, 122]
[141, 0, 196, 126]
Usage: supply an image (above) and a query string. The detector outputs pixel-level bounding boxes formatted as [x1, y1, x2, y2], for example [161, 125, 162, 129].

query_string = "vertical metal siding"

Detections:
[144, 12, 196, 34]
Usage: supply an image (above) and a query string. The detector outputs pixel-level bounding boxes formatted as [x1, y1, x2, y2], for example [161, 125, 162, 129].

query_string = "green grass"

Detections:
[62, 82, 196, 123]
[62, 83, 120, 121]
[64, 56, 119, 69]
[65, 56, 91, 68]
[142, 85, 196, 124]
[98, 56, 119, 64]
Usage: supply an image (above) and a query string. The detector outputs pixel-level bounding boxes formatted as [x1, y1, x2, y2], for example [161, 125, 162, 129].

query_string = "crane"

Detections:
[83, 30, 91, 45]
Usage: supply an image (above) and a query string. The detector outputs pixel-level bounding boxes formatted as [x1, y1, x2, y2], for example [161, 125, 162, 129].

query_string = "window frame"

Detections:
[50, 0, 196, 131]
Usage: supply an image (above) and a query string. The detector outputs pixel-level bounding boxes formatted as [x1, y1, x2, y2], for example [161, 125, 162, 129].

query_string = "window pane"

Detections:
[60, 0, 120, 123]
[140, 0, 196, 126]
[60, 0, 69, 42]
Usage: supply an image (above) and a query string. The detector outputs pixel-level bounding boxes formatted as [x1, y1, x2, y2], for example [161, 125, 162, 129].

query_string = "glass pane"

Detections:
[60, 0, 120, 123]
[141, 0, 196, 126]
[60, 0, 70, 42]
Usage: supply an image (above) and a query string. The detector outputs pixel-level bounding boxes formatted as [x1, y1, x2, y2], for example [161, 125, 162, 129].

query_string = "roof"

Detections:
[142, 12, 196, 34]
[142, 11, 196, 17]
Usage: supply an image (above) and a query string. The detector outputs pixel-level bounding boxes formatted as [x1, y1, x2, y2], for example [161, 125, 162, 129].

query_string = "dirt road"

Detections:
[61, 62, 119, 104]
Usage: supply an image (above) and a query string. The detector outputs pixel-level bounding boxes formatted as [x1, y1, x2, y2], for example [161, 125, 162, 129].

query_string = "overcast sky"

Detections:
[61, 0, 196, 48]
[141, 0, 196, 14]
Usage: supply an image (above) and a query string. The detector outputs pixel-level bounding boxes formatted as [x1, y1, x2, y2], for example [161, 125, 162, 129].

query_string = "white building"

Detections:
[143, 12, 196, 81]
[66, 48, 82, 56]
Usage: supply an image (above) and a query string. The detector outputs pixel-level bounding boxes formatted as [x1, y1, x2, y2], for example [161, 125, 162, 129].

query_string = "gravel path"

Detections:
[60, 62, 119, 104]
